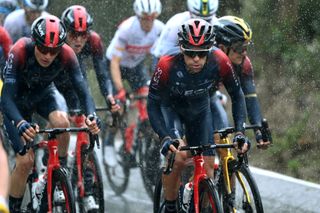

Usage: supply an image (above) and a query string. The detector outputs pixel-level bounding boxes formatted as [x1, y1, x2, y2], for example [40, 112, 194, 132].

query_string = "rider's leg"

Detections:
[0, 142, 9, 213]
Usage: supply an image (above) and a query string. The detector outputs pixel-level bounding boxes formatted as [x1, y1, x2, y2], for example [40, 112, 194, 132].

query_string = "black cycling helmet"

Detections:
[22, 0, 48, 11]
[31, 15, 66, 48]
[61, 5, 93, 32]
[0, 0, 18, 17]
[214, 16, 252, 47]
[178, 18, 215, 49]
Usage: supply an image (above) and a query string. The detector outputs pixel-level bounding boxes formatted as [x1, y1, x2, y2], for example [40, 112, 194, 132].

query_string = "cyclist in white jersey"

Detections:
[104, 0, 164, 166]
[4, 0, 49, 43]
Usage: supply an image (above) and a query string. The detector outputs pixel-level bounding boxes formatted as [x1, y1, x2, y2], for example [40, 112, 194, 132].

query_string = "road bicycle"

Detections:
[100, 94, 160, 199]
[154, 142, 232, 213]
[214, 120, 271, 213]
[20, 127, 87, 213]
[68, 110, 104, 213]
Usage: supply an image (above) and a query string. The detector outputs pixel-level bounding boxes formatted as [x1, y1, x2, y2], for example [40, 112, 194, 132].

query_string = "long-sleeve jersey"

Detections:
[1, 37, 96, 125]
[147, 47, 247, 140]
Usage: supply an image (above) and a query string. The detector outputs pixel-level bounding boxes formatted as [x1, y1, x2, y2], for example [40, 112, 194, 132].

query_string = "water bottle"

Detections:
[32, 173, 46, 210]
[182, 182, 193, 212]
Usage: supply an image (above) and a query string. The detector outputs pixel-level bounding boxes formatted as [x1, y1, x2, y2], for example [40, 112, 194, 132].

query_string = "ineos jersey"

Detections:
[1, 38, 96, 124]
[151, 11, 218, 57]
[55, 31, 112, 96]
[106, 16, 164, 68]
[0, 26, 12, 59]
[4, 9, 49, 43]
[147, 47, 247, 139]
[235, 56, 262, 125]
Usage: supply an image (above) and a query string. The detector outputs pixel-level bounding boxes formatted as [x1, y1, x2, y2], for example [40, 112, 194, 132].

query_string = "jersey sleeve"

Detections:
[147, 56, 171, 139]
[241, 56, 262, 125]
[109, 24, 128, 59]
[0, 26, 13, 59]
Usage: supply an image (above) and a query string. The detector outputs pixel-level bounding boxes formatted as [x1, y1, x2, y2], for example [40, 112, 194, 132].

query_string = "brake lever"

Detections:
[163, 152, 176, 175]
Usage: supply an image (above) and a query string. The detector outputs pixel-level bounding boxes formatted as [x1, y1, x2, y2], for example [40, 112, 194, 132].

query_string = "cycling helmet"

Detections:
[187, 0, 218, 20]
[0, 0, 18, 16]
[178, 18, 215, 48]
[31, 15, 66, 48]
[214, 16, 252, 46]
[61, 5, 93, 32]
[22, 0, 48, 11]
[133, 0, 162, 17]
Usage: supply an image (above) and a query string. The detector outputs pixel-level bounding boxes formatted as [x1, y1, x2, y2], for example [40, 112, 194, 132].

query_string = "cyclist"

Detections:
[1, 15, 100, 212]
[4, 0, 49, 43]
[147, 18, 249, 213]
[151, 0, 230, 131]
[214, 16, 271, 149]
[104, 0, 164, 166]
[56, 5, 118, 211]
[58, 5, 119, 113]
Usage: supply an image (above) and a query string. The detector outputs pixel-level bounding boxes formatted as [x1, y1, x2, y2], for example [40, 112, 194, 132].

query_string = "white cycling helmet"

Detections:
[133, 0, 162, 17]
[187, 0, 219, 19]
[22, 0, 48, 11]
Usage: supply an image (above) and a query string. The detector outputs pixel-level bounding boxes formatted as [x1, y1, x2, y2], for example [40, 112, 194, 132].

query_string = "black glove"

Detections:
[160, 137, 179, 157]
[233, 133, 250, 153]
[17, 121, 32, 137]
[87, 113, 102, 129]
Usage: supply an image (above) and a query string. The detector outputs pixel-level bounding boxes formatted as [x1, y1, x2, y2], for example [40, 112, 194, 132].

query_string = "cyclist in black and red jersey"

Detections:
[56, 5, 119, 114]
[214, 16, 271, 149]
[1, 15, 100, 212]
[147, 18, 249, 213]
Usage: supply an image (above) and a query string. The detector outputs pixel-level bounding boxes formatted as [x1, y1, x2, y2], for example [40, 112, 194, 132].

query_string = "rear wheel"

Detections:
[189, 178, 223, 213]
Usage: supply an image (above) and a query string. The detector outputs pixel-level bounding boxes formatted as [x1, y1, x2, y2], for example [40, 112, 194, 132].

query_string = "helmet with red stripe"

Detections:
[178, 18, 215, 49]
[61, 5, 93, 32]
[31, 15, 66, 48]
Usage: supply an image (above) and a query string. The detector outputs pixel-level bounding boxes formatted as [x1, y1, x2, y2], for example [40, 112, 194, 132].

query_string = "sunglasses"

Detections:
[37, 45, 62, 55]
[181, 46, 210, 58]
[231, 42, 251, 54]
[69, 31, 88, 39]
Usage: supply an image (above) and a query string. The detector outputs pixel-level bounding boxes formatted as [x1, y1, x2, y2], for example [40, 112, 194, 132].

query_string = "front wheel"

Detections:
[189, 178, 223, 213]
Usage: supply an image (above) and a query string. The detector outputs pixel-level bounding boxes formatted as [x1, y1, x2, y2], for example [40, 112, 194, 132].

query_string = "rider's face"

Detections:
[221, 41, 250, 65]
[34, 45, 61, 67]
[138, 13, 157, 33]
[181, 46, 209, 74]
[66, 31, 88, 54]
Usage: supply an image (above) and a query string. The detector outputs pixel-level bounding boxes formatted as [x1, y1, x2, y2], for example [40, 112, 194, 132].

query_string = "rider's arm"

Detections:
[0, 26, 13, 59]
[147, 57, 171, 139]
[90, 32, 114, 96]
[215, 50, 247, 133]
[110, 55, 123, 91]
[1, 39, 26, 125]
[62, 45, 96, 116]
[241, 57, 262, 126]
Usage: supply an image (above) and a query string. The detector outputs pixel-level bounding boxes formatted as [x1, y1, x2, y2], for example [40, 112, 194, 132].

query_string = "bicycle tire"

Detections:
[46, 168, 76, 213]
[138, 120, 161, 200]
[219, 161, 264, 213]
[75, 150, 105, 213]
[189, 178, 223, 213]
[102, 121, 130, 195]
[153, 169, 164, 213]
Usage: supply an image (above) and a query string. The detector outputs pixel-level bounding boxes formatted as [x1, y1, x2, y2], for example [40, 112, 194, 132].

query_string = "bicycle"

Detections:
[214, 120, 272, 213]
[20, 127, 89, 213]
[100, 94, 160, 199]
[68, 110, 104, 213]
[153, 142, 232, 213]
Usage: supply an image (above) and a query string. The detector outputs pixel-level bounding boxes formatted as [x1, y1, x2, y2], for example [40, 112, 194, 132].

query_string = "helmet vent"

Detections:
[49, 32, 55, 44]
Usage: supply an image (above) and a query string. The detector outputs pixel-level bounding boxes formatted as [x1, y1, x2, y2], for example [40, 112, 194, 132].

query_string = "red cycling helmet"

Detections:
[178, 18, 215, 49]
[61, 5, 93, 32]
[31, 15, 66, 48]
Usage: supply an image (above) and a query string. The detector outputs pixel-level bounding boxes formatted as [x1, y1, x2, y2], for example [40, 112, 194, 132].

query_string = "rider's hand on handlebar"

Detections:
[233, 132, 250, 154]
[106, 95, 121, 113]
[17, 120, 39, 143]
[255, 130, 271, 150]
[85, 114, 101, 135]
[160, 136, 180, 157]
[115, 88, 126, 103]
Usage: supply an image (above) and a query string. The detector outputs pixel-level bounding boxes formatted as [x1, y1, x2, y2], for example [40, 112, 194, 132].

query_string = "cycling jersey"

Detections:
[106, 16, 164, 68]
[147, 47, 247, 147]
[3, 9, 49, 43]
[1, 37, 96, 126]
[235, 56, 262, 126]
[54, 31, 113, 109]
[151, 11, 218, 57]
[0, 26, 12, 92]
